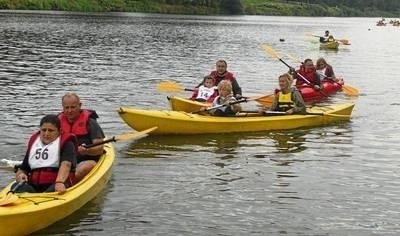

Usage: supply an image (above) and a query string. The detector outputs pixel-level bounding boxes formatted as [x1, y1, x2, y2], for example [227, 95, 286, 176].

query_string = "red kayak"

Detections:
[297, 79, 343, 103]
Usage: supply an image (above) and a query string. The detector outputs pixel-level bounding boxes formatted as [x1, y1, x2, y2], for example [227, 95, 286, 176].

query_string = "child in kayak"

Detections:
[190, 76, 218, 102]
[200, 80, 242, 116]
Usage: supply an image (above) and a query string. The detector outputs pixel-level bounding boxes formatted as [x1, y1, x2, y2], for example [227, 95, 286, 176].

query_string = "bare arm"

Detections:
[55, 160, 72, 193]
[78, 137, 104, 156]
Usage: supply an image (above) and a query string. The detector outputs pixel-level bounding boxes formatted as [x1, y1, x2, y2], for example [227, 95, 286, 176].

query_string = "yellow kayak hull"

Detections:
[320, 41, 339, 50]
[118, 103, 355, 135]
[0, 143, 115, 236]
[168, 95, 211, 113]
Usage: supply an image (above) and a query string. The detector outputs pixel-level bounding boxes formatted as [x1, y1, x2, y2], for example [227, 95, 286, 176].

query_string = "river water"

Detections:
[1, 11, 400, 235]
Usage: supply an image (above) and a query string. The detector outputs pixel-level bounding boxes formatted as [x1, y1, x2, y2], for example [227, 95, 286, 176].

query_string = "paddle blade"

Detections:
[254, 94, 274, 106]
[342, 84, 359, 96]
[0, 181, 25, 206]
[115, 126, 158, 141]
[261, 44, 280, 59]
[157, 81, 184, 92]
[338, 39, 350, 45]
[285, 54, 302, 64]
[0, 193, 19, 206]
[305, 32, 320, 38]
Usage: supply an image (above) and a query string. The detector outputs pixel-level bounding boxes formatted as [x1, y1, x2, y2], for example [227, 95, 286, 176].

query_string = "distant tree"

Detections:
[219, 0, 243, 14]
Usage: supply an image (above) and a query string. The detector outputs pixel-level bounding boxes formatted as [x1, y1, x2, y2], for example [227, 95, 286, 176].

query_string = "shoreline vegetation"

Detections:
[0, 0, 399, 17]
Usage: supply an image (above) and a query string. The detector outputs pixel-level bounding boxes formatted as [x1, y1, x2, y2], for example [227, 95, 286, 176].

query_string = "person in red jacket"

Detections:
[197, 60, 242, 99]
[59, 93, 105, 182]
[294, 58, 321, 90]
[14, 114, 77, 193]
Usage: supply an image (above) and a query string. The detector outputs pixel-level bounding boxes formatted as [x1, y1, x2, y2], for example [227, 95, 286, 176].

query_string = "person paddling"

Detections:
[260, 73, 306, 115]
[13, 114, 78, 193]
[292, 58, 321, 90]
[319, 30, 331, 43]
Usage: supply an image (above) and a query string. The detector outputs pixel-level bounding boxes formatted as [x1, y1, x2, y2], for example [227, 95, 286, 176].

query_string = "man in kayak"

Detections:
[58, 93, 105, 182]
[319, 30, 331, 43]
[199, 60, 242, 99]
[293, 58, 321, 90]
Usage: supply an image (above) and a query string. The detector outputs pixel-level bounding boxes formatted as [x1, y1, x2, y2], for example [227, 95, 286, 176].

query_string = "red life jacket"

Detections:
[209, 70, 235, 85]
[58, 110, 93, 136]
[27, 132, 78, 186]
[296, 65, 319, 86]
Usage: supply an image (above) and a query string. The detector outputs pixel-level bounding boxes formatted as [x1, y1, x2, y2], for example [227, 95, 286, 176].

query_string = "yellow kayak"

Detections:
[118, 103, 355, 135]
[0, 143, 115, 236]
[168, 95, 275, 113]
[320, 41, 339, 50]
[168, 95, 211, 113]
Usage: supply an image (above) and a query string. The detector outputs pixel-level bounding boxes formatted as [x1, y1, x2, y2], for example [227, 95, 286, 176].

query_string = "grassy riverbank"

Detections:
[0, 0, 398, 17]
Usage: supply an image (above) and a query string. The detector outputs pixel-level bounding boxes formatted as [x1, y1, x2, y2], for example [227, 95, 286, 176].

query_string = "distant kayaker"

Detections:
[293, 58, 321, 90]
[319, 30, 332, 43]
[190, 75, 218, 102]
[315, 57, 339, 82]
[198, 59, 242, 99]
[261, 73, 305, 115]
[200, 80, 242, 116]
[58, 93, 105, 182]
[13, 114, 78, 193]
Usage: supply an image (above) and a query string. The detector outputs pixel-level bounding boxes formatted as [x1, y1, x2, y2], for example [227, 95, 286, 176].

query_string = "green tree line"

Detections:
[0, 0, 398, 16]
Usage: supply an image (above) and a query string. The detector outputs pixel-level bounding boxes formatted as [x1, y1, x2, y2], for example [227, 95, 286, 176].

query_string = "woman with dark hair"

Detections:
[13, 114, 78, 193]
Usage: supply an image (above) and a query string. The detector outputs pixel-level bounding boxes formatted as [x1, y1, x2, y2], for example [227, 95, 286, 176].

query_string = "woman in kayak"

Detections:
[13, 114, 78, 193]
[263, 73, 306, 115]
[315, 57, 339, 82]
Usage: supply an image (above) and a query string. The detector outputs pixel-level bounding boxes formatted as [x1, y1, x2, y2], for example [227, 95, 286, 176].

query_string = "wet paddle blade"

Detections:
[260, 44, 280, 59]
[0, 181, 26, 206]
[342, 84, 359, 96]
[253, 94, 274, 106]
[306, 32, 320, 38]
[338, 39, 350, 45]
[115, 126, 158, 141]
[157, 81, 184, 92]
[0, 193, 19, 206]
[285, 54, 302, 64]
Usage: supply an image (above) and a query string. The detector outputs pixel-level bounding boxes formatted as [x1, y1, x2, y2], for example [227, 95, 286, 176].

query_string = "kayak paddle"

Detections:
[260, 44, 329, 97]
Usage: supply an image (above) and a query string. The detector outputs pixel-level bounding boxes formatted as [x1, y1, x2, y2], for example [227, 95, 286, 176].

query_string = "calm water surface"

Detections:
[1, 11, 400, 235]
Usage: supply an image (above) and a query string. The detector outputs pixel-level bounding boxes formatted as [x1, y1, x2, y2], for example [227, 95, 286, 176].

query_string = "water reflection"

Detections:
[31, 180, 112, 235]
[123, 130, 310, 158]
[122, 124, 353, 160]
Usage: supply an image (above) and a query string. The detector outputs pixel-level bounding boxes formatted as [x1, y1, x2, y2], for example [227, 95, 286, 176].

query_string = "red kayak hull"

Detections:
[297, 79, 343, 102]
